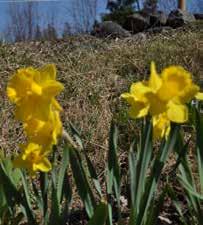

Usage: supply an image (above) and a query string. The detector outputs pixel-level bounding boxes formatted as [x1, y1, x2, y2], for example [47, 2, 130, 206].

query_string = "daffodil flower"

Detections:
[121, 62, 203, 139]
[7, 64, 64, 121]
[13, 143, 52, 176]
[24, 110, 62, 146]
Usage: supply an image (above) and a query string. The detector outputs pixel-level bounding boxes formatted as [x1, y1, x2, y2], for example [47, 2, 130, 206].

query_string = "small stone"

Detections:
[92, 21, 131, 38]
[167, 9, 195, 28]
[149, 11, 168, 26]
[194, 13, 203, 20]
[146, 26, 172, 34]
[124, 13, 150, 34]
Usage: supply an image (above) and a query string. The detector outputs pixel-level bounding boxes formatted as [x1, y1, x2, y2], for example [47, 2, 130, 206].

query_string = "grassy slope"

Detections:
[0, 22, 202, 164]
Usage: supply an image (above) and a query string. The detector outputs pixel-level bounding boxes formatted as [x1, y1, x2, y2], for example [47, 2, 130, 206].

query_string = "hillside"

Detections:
[1, 22, 202, 157]
[0, 21, 202, 225]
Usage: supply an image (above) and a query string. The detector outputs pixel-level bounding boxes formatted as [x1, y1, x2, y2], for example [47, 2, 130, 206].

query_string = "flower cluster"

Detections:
[121, 62, 203, 139]
[7, 64, 64, 175]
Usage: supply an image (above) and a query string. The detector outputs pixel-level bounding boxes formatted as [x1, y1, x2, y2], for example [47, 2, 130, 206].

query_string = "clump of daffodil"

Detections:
[121, 62, 203, 139]
[7, 64, 64, 175]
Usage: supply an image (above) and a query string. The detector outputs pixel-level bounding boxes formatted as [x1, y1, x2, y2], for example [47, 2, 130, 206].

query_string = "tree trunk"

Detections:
[178, 0, 186, 10]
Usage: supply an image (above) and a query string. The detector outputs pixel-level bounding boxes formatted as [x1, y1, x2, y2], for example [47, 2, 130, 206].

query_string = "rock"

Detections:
[92, 21, 131, 38]
[194, 13, 203, 20]
[167, 9, 195, 28]
[133, 32, 147, 42]
[149, 11, 167, 26]
[146, 26, 172, 34]
[124, 13, 150, 34]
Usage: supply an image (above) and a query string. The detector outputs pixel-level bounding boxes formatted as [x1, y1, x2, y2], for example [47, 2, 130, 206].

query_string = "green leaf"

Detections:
[70, 123, 102, 198]
[60, 175, 72, 224]
[0, 162, 21, 214]
[31, 181, 44, 213]
[49, 166, 60, 224]
[107, 203, 113, 225]
[128, 140, 137, 207]
[107, 122, 120, 195]
[135, 124, 179, 225]
[178, 175, 203, 200]
[39, 172, 49, 220]
[57, 145, 70, 203]
[69, 122, 84, 149]
[172, 132, 190, 174]
[145, 186, 167, 225]
[20, 171, 37, 224]
[84, 152, 103, 197]
[195, 109, 203, 193]
[68, 147, 96, 218]
[87, 202, 108, 225]
[0, 183, 7, 209]
[107, 122, 121, 221]
[135, 120, 152, 213]
[167, 185, 189, 225]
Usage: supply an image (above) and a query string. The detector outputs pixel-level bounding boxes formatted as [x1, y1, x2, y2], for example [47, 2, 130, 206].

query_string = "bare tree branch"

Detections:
[6, 2, 39, 42]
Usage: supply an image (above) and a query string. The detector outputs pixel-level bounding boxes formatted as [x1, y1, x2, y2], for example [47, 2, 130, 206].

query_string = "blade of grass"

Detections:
[68, 147, 96, 218]
[107, 122, 121, 221]
[87, 201, 108, 225]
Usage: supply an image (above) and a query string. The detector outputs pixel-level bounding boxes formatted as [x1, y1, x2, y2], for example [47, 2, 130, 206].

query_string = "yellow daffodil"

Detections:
[7, 64, 64, 121]
[13, 143, 52, 176]
[24, 110, 62, 146]
[121, 62, 203, 139]
[7, 64, 65, 176]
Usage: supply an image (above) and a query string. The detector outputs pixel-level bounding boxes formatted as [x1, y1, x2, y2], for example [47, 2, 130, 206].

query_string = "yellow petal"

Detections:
[196, 92, 203, 100]
[15, 96, 51, 121]
[167, 102, 188, 123]
[158, 66, 192, 101]
[42, 80, 64, 97]
[121, 92, 149, 118]
[24, 119, 45, 136]
[38, 64, 56, 82]
[24, 142, 41, 155]
[130, 82, 151, 97]
[31, 82, 42, 95]
[152, 114, 171, 139]
[34, 158, 52, 172]
[128, 102, 149, 118]
[176, 84, 199, 104]
[148, 61, 162, 91]
[121, 93, 136, 105]
[7, 87, 17, 102]
[145, 92, 166, 115]
[25, 111, 62, 146]
[52, 98, 63, 111]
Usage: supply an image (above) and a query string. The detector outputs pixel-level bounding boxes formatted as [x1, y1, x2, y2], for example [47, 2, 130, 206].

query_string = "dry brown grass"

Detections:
[0, 22, 202, 166]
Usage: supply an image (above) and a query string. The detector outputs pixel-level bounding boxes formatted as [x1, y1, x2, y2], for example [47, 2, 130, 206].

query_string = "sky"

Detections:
[0, 0, 202, 38]
[0, 0, 107, 37]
